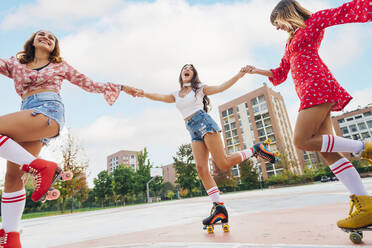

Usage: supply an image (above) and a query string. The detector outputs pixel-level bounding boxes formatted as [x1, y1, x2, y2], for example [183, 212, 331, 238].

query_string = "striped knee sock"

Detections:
[237, 148, 254, 161]
[1, 189, 26, 232]
[0, 135, 35, 166]
[207, 186, 222, 203]
[330, 158, 368, 196]
[321, 135, 364, 153]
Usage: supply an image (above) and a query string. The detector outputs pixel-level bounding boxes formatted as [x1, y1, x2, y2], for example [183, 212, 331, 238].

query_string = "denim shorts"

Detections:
[185, 110, 221, 142]
[21, 92, 65, 145]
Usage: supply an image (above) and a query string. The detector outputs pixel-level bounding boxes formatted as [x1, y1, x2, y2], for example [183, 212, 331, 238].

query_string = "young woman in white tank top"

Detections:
[136, 64, 277, 228]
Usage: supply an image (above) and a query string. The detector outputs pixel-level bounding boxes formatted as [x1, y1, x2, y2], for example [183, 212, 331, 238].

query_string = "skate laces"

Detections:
[25, 166, 42, 191]
[347, 198, 362, 218]
[0, 232, 7, 246]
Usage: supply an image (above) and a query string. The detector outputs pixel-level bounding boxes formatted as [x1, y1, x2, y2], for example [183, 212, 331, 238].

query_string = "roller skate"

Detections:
[337, 195, 372, 244]
[21, 158, 73, 202]
[0, 229, 21, 248]
[202, 202, 229, 234]
[361, 141, 372, 166]
[253, 138, 280, 163]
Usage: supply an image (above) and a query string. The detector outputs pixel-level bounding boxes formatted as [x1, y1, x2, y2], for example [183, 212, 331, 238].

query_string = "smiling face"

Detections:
[273, 20, 291, 32]
[181, 64, 195, 84]
[33, 30, 56, 53]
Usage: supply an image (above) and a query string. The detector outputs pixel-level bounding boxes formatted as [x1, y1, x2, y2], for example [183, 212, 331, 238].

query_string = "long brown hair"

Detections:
[178, 64, 211, 113]
[270, 0, 312, 40]
[16, 30, 62, 64]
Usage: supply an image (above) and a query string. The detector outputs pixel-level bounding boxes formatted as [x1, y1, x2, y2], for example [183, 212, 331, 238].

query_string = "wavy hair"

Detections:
[16, 30, 62, 64]
[178, 64, 211, 113]
[270, 0, 312, 40]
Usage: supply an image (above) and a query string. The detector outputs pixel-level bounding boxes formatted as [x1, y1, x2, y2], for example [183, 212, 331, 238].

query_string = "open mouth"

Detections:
[184, 73, 190, 77]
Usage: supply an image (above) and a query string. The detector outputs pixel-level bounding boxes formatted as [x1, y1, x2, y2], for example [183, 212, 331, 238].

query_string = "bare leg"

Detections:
[4, 141, 43, 193]
[293, 103, 334, 151]
[203, 132, 242, 170]
[0, 110, 58, 142]
[192, 141, 217, 190]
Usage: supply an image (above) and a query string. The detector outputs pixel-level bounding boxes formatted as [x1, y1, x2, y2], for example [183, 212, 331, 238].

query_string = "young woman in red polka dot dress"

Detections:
[245, 0, 372, 229]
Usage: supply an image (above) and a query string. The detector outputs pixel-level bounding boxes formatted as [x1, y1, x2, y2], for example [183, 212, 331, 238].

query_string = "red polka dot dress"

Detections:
[269, 0, 372, 112]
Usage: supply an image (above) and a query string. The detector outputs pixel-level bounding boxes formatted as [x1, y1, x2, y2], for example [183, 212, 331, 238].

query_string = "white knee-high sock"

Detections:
[0, 135, 35, 166]
[330, 158, 368, 196]
[321, 135, 364, 153]
[1, 189, 26, 232]
[237, 148, 254, 161]
[207, 186, 222, 203]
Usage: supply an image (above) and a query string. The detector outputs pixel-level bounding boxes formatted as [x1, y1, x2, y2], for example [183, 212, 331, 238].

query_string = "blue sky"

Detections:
[0, 0, 371, 186]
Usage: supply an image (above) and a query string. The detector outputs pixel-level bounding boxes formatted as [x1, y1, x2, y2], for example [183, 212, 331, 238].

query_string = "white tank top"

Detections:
[173, 85, 205, 119]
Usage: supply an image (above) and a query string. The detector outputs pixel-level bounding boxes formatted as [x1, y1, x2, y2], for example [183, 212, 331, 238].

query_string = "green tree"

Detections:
[173, 144, 199, 197]
[238, 159, 260, 190]
[93, 171, 113, 206]
[112, 164, 135, 204]
[133, 148, 152, 201]
[213, 160, 237, 192]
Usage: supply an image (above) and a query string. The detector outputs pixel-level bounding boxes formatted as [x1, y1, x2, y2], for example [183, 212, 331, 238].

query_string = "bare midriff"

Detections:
[22, 88, 59, 100]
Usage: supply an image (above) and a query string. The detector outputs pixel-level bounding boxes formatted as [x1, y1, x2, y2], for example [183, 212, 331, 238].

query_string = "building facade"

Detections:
[218, 84, 309, 179]
[107, 150, 139, 173]
[162, 163, 177, 186]
[332, 104, 372, 158]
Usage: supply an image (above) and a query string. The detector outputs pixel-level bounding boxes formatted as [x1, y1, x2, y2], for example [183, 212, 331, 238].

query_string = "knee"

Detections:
[293, 136, 308, 150]
[214, 159, 229, 171]
[196, 164, 209, 177]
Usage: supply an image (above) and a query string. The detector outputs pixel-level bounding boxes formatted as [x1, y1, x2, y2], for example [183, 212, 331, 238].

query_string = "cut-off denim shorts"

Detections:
[21, 92, 65, 145]
[185, 110, 221, 142]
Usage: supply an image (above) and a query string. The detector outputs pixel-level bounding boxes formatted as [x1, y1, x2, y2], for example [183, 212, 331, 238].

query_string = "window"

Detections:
[338, 119, 345, 124]
[349, 124, 358, 132]
[266, 163, 274, 171]
[341, 127, 349, 135]
[253, 106, 259, 113]
[228, 108, 234, 115]
[254, 115, 262, 121]
[367, 120, 372, 129]
[225, 131, 231, 138]
[130, 155, 135, 159]
[258, 95, 265, 103]
[222, 110, 227, 117]
[364, 111, 372, 117]
[228, 147, 234, 154]
[245, 102, 249, 109]
[251, 98, 258, 106]
[355, 115, 362, 120]
[346, 117, 354, 122]
[227, 139, 232, 146]
[231, 122, 236, 129]
[224, 124, 230, 131]
[258, 129, 265, 137]
[236, 106, 239, 112]
[260, 103, 268, 112]
[265, 127, 273, 134]
[232, 129, 238, 136]
[256, 121, 263, 128]
[362, 132, 371, 139]
[224, 118, 229, 124]
[353, 134, 361, 140]
[358, 122, 367, 130]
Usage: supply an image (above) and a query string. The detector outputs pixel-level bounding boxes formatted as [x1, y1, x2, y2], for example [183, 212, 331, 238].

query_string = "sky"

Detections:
[0, 0, 371, 187]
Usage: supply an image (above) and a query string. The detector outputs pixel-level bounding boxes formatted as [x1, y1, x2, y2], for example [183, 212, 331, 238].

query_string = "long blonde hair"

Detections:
[270, 0, 312, 40]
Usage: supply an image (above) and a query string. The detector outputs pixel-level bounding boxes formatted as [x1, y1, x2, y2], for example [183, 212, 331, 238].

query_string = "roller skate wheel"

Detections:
[349, 232, 362, 244]
[274, 151, 280, 157]
[207, 226, 214, 234]
[61, 171, 73, 181]
[46, 189, 60, 201]
[264, 138, 272, 145]
[222, 224, 230, 232]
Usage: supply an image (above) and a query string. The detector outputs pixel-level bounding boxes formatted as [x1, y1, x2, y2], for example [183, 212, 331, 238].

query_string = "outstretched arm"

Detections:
[310, 0, 372, 29]
[203, 66, 248, 96]
[136, 90, 175, 103]
[0, 58, 14, 78]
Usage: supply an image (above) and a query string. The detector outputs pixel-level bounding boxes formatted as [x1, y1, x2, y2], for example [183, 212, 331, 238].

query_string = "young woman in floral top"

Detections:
[245, 0, 372, 230]
[0, 30, 136, 247]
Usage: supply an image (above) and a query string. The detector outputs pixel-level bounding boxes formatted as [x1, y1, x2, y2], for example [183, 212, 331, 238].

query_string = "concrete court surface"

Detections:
[19, 178, 372, 248]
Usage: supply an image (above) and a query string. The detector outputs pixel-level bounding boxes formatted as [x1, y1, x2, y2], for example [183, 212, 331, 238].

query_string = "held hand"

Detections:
[121, 85, 140, 97]
[245, 65, 257, 74]
[135, 89, 145, 97]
